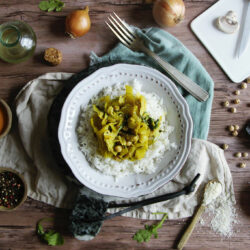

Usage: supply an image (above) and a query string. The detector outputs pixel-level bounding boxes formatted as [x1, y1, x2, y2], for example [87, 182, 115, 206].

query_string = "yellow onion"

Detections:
[66, 6, 91, 38]
[153, 0, 185, 28]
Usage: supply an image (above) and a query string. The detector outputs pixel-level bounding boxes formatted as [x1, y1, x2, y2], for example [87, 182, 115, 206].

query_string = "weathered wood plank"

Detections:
[0, 0, 249, 249]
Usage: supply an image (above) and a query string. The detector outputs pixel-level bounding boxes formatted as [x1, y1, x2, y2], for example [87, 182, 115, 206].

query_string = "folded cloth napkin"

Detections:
[0, 28, 234, 239]
[0, 73, 235, 239]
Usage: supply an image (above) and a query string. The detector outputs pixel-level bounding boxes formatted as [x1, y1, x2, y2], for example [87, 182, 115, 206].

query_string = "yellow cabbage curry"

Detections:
[90, 85, 162, 161]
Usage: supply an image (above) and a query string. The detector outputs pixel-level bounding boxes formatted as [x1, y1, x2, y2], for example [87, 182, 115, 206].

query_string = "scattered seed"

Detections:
[223, 100, 230, 107]
[234, 125, 240, 130]
[241, 82, 247, 89]
[234, 90, 240, 95]
[239, 162, 246, 168]
[230, 107, 237, 113]
[247, 78, 250, 84]
[228, 125, 235, 132]
[235, 152, 242, 158]
[222, 144, 229, 150]
[242, 152, 248, 157]
[232, 130, 238, 136]
[233, 99, 240, 104]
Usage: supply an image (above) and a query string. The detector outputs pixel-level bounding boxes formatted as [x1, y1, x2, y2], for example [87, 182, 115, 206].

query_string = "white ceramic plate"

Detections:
[58, 64, 193, 198]
[191, 0, 250, 83]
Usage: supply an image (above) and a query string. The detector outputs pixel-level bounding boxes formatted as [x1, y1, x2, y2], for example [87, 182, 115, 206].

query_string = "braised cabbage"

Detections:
[90, 85, 161, 161]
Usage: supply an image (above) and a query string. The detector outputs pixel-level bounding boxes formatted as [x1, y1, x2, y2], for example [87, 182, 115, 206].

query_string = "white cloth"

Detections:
[0, 73, 235, 220]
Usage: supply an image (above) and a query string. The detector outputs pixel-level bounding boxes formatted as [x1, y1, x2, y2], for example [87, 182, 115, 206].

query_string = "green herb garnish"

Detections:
[133, 213, 168, 243]
[39, 0, 65, 12]
[37, 218, 64, 246]
[141, 113, 160, 131]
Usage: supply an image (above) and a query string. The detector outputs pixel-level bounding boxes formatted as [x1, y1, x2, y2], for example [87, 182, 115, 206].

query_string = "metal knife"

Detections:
[236, 0, 250, 58]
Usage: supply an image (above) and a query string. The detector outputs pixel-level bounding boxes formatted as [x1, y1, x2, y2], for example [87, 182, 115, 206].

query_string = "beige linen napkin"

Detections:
[0, 73, 235, 220]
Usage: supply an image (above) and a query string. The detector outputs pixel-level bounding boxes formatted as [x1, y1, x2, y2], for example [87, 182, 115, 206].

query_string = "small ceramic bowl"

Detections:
[0, 167, 27, 212]
[0, 99, 12, 139]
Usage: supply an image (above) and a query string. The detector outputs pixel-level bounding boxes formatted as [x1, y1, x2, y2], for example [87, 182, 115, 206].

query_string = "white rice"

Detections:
[76, 80, 176, 178]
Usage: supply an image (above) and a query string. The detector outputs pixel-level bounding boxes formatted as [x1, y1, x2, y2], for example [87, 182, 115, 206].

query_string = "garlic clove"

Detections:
[217, 11, 239, 34]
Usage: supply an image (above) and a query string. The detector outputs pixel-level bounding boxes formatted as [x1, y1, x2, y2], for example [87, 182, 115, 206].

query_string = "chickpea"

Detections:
[233, 99, 240, 104]
[230, 107, 237, 113]
[232, 131, 238, 136]
[222, 144, 229, 150]
[234, 90, 240, 95]
[242, 152, 248, 157]
[241, 82, 247, 89]
[235, 152, 242, 158]
[234, 125, 240, 130]
[128, 117, 137, 129]
[114, 145, 122, 153]
[132, 135, 139, 143]
[239, 162, 246, 168]
[114, 105, 120, 111]
[223, 100, 229, 107]
[139, 135, 148, 143]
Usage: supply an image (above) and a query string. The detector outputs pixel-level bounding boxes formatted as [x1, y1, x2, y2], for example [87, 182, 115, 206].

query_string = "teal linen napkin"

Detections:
[90, 27, 214, 139]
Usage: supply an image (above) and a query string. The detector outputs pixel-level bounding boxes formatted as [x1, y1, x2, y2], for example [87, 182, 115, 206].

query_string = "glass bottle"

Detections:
[0, 21, 36, 64]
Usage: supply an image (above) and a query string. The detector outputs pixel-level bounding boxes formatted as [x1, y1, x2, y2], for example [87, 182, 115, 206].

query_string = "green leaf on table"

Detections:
[37, 222, 45, 235]
[44, 230, 64, 246]
[39, 1, 50, 11]
[133, 213, 168, 243]
[56, 6, 63, 12]
[37, 218, 64, 246]
[38, 0, 65, 12]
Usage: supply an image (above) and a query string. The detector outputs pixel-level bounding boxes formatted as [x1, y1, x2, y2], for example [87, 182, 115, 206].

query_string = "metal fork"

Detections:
[106, 13, 209, 102]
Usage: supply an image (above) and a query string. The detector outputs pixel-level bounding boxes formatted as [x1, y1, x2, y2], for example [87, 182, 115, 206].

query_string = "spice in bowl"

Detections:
[0, 168, 27, 211]
[0, 99, 12, 139]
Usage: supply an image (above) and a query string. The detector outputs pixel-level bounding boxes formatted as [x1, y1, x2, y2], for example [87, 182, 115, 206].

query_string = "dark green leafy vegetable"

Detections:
[39, 0, 65, 12]
[133, 213, 168, 243]
[141, 113, 160, 131]
[37, 218, 64, 246]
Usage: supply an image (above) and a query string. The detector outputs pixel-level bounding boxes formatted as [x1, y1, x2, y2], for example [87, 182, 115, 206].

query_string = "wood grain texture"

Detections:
[0, 0, 249, 249]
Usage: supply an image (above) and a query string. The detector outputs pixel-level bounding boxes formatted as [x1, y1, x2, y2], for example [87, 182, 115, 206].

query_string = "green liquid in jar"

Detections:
[0, 21, 36, 64]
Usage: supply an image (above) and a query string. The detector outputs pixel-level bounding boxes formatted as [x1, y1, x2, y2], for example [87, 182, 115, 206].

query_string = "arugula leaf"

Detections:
[37, 218, 64, 246]
[38, 0, 65, 12]
[133, 213, 168, 243]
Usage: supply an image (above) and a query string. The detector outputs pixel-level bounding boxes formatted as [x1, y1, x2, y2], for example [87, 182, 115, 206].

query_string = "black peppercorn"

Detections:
[0, 171, 24, 208]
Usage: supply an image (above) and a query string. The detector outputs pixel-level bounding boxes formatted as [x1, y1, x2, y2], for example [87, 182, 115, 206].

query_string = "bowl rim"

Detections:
[0, 167, 28, 212]
[0, 99, 12, 139]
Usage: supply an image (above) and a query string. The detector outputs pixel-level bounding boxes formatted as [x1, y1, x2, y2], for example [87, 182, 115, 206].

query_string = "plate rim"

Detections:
[58, 63, 193, 198]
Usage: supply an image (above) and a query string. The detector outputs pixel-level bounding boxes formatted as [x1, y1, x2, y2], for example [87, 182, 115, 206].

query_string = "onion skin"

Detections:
[153, 0, 185, 28]
[66, 6, 91, 38]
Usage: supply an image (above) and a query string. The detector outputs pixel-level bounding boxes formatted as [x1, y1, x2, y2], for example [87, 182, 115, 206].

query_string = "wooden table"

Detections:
[0, 1, 249, 249]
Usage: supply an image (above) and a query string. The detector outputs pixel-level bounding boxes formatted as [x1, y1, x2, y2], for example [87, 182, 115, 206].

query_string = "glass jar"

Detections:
[0, 21, 36, 64]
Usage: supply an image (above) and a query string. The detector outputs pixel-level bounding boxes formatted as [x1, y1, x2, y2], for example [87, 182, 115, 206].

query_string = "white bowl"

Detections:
[58, 64, 193, 198]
